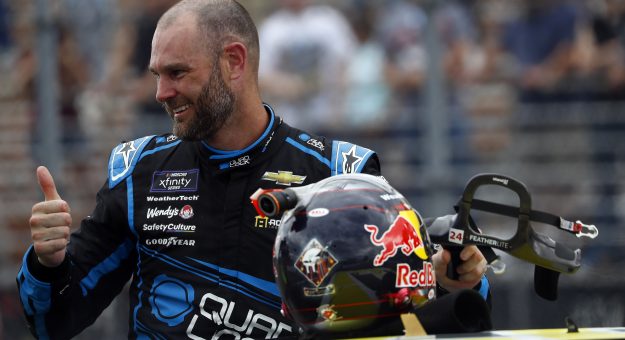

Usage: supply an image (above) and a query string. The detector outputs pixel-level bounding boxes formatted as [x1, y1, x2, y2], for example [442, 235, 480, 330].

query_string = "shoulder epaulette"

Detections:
[330, 141, 375, 176]
[108, 135, 155, 188]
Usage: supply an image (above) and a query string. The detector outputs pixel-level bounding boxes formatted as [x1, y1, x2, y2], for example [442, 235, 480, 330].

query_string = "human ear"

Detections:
[222, 42, 247, 80]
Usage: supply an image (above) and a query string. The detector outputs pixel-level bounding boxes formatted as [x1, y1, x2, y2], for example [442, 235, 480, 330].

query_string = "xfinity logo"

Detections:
[151, 169, 199, 193]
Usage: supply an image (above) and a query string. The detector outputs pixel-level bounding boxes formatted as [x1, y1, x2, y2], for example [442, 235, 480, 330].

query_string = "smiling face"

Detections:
[149, 13, 235, 141]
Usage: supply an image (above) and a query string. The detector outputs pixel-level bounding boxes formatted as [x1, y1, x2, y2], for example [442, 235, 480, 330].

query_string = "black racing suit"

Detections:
[17, 105, 490, 339]
[17, 105, 384, 339]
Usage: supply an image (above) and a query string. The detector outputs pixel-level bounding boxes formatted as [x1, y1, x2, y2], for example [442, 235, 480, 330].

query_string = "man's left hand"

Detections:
[433, 245, 487, 293]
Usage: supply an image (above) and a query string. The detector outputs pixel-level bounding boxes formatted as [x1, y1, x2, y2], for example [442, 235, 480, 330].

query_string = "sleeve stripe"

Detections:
[127, 176, 137, 237]
[17, 246, 52, 339]
[285, 137, 331, 168]
[478, 275, 490, 300]
[79, 239, 135, 296]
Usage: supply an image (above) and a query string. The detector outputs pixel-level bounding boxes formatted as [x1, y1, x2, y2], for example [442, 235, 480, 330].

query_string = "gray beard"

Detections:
[172, 64, 235, 141]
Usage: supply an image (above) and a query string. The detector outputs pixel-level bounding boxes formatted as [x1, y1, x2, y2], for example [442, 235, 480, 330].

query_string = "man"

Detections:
[17, 0, 489, 339]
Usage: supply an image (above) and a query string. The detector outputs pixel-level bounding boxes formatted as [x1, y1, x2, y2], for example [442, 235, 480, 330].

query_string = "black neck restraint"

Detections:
[427, 173, 598, 301]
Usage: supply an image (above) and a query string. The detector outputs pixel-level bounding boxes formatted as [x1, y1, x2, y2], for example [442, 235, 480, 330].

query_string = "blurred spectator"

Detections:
[438, 0, 517, 158]
[376, 0, 427, 127]
[12, 15, 91, 170]
[258, 0, 356, 131]
[341, 1, 390, 131]
[0, 0, 9, 53]
[105, 0, 178, 138]
[570, 0, 625, 100]
[59, 0, 119, 85]
[500, 0, 579, 102]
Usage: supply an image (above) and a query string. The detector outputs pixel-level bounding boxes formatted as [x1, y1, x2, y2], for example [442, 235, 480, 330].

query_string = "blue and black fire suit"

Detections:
[17, 105, 490, 339]
[16, 105, 384, 339]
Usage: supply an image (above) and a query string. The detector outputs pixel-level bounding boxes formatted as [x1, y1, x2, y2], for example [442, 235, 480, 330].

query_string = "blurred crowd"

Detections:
[1, 0, 625, 337]
[1, 0, 625, 136]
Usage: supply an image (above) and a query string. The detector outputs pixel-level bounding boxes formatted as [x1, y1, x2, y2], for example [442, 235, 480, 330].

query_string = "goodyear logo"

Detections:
[261, 171, 306, 186]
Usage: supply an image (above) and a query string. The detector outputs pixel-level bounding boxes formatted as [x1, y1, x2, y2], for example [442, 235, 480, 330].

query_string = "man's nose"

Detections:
[155, 78, 176, 103]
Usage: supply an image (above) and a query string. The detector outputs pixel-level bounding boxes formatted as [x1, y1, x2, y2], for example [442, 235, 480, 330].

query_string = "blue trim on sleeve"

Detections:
[331, 141, 374, 176]
[108, 136, 155, 188]
[478, 275, 490, 300]
[285, 137, 330, 168]
[132, 243, 146, 339]
[18, 246, 52, 339]
[79, 239, 134, 296]
[126, 176, 137, 238]
[139, 139, 182, 160]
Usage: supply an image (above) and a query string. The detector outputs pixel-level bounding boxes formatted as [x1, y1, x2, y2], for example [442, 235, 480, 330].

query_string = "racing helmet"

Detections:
[264, 174, 437, 334]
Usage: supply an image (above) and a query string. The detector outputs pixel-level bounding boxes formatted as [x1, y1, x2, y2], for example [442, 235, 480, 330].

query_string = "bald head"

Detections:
[158, 0, 260, 72]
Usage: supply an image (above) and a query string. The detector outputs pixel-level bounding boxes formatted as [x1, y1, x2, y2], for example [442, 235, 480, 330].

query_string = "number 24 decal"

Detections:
[448, 228, 464, 245]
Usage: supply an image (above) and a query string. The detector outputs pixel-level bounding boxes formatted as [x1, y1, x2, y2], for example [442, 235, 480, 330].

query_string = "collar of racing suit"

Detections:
[198, 104, 287, 174]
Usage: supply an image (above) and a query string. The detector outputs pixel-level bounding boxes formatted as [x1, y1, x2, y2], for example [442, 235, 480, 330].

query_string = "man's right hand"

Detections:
[29, 166, 71, 267]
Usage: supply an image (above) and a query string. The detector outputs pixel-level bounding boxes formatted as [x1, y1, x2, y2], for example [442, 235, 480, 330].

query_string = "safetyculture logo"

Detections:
[364, 210, 428, 266]
[261, 171, 306, 186]
[295, 239, 338, 286]
[150, 169, 199, 193]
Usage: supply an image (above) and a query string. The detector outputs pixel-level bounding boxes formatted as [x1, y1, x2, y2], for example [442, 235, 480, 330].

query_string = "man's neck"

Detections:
[203, 101, 269, 151]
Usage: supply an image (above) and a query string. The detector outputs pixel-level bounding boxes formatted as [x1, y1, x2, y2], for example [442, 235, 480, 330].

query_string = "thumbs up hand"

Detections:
[29, 166, 71, 267]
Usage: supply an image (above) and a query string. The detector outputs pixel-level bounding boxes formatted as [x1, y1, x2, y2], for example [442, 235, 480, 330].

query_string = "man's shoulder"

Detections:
[107, 134, 183, 188]
[282, 125, 378, 176]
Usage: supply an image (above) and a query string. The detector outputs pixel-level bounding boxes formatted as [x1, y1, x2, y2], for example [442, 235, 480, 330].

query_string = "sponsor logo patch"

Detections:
[146, 195, 200, 202]
[229, 155, 251, 168]
[179, 205, 194, 219]
[147, 206, 180, 219]
[299, 133, 324, 151]
[142, 223, 196, 233]
[317, 304, 342, 322]
[254, 215, 281, 229]
[364, 210, 428, 266]
[145, 237, 196, 247]
[396, 262, 435, 288]
[341, 145, 364, 174]
[150, 169, 199, 193]
[303, 284, 335, 297]
[308, 208, 329, 217]
[295, 239, 338, 287]
[261, 171, 306, 186]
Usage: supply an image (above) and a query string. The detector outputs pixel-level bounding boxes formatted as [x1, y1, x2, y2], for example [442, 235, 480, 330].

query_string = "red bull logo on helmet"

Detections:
[364, 210, 428, 267]
[396, 262, 435, 288]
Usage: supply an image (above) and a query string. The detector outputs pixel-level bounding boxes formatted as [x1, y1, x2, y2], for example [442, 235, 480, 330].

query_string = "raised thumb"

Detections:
[37, 166, 62, 201]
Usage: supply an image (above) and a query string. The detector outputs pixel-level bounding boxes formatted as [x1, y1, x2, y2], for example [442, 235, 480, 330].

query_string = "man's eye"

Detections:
[172, 70, 185, 78]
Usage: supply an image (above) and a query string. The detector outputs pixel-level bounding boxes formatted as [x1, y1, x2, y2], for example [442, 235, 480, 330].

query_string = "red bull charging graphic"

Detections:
[364, 210, 428, 266]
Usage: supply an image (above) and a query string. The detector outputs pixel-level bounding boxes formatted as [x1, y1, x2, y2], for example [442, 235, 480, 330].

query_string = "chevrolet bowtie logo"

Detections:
[262, 171, 306, 186]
